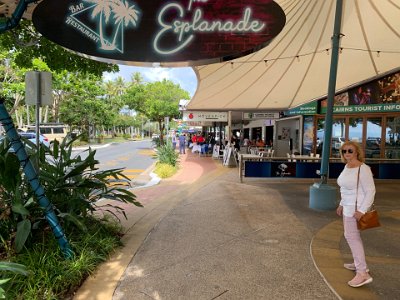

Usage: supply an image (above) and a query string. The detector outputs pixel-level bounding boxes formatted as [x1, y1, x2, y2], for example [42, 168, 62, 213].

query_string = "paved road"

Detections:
[73, 140, 156, 184]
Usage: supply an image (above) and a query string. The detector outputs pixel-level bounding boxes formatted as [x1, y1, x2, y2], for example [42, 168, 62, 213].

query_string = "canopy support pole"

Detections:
[0, 0, 36, 33]
[310, 0, 343, 211]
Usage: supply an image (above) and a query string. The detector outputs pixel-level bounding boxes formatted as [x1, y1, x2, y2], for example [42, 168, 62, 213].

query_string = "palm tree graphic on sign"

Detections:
[83, 0, 140, 52]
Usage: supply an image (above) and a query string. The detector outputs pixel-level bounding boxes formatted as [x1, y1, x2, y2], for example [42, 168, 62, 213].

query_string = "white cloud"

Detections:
[103, 65, 198, 97]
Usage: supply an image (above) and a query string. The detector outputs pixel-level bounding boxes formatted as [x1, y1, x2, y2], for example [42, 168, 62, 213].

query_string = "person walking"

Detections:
[172, 133, 177, 150]
[336, 141, 375, 288]
[178, 133, 186, 154]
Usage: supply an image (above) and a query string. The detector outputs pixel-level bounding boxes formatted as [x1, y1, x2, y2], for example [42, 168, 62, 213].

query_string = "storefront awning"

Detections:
[188, 0, 400, 111]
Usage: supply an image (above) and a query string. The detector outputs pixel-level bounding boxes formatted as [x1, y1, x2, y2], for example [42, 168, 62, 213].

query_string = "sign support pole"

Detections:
[35, 72, 41, 150]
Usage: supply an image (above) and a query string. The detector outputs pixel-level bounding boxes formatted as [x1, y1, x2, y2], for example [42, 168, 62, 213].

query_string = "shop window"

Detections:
[349, 118, 363, 144]
[316, 119, 324, 155]
[365, 118, 382, 158]
[303, 116, 314, 154]
[316, 118, 346, 157]
[385, 117, 400, 159]
[331, 118, 346, 158]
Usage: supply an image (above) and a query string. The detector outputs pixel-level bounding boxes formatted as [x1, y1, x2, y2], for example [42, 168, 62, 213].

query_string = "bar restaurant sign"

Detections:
[32, 0, 286, 66]
[183, 111, 228, 122]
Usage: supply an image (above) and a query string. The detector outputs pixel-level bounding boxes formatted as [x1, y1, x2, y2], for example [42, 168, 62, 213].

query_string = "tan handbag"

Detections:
[355, 166, 381, 231]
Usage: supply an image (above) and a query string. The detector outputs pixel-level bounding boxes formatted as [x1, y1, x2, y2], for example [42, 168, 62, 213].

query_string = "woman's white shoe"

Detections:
[348, 273, 373, 288]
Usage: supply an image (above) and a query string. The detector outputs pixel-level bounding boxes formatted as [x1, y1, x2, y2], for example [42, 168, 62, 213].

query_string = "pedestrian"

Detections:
[336, 141, 375, 288]
[172, 133, 177, 150]
[178, 133, 186, 154]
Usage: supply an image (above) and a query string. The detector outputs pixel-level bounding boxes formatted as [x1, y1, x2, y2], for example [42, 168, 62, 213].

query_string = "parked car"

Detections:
[19, 132, 50, 148]
[0, 132, 50, 151]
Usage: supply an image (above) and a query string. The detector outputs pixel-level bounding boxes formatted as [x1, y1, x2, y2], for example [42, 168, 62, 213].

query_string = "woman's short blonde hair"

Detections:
[339, 141, 364, 163]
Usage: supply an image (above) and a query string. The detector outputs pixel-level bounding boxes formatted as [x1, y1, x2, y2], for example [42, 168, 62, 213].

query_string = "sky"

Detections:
[103, 65, 198, 97]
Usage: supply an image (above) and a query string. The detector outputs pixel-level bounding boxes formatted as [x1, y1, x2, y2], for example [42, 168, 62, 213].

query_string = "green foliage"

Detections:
[123, 79, 190, 144]
[1, 217, 121, 299]
[0, 20, 117, 77]
[0, 261, 28, 299]
[152, 136, 162, 147]
[0, 134, 141, 258]
[0, 138, 32, 256]
[39, 135, 142, 222]
[156, 144, 179, 167]
[154, 163, 178, 179]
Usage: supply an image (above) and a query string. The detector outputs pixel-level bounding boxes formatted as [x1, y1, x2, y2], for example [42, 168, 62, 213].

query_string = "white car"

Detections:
[0, 132, 50, 150]
[20, 132, 50, 148]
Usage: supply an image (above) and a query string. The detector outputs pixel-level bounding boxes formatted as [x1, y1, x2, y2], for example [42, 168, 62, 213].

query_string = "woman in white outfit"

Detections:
[336, 141, 375, 288]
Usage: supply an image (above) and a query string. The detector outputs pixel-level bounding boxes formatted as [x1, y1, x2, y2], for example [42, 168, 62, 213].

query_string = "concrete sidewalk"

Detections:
[74, 152, 400, 300]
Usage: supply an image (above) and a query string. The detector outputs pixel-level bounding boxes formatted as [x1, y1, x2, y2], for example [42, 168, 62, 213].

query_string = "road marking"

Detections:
[106, 169, 144, 187]
[124, 169, 145, 173]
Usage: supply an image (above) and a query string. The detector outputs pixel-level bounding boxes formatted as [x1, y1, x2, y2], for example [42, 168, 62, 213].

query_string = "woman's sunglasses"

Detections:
[341, 149, 354, 154]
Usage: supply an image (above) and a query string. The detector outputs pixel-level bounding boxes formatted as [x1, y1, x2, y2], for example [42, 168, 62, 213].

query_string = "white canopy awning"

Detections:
[188, 0, 400, 111]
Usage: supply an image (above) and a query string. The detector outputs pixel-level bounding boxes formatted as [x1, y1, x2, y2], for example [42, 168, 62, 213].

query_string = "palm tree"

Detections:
[84, 0, 115, 50]
[130, 72, 143, 86]
[104, 77, 127, 136]
[110, 0, 140, 49]
[113, 76, 126, 96]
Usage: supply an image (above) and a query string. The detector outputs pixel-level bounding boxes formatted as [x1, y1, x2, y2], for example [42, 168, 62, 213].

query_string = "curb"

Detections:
[72, 143, 112, 151]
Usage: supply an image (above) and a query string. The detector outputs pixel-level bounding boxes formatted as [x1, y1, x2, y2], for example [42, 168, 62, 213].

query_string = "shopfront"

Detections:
[242, 112, 279, 145]
[286, 70, 400, 160]
[271, 70, 400, 179]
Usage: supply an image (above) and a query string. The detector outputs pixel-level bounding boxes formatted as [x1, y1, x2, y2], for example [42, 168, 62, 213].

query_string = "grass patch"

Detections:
[154, 162, 178, 178]
[2, 217, 122, 300]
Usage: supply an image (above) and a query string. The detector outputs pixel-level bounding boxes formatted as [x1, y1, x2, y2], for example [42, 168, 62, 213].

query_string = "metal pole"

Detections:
[320, 0, 343, 184]
[228, 111, 232, 145]
[36, 72, 41, 150]
[309, 0, 343, 211]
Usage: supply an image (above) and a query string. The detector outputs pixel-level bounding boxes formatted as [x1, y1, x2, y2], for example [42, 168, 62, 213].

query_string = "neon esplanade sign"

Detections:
[32, 0, 286, 66]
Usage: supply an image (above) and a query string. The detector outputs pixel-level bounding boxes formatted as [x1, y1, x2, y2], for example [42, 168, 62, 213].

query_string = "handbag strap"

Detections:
[355, 166, 360, 210]
[355, 164, 375, 212]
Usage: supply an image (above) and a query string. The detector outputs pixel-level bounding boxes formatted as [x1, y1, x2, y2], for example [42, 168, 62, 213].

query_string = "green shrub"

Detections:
[152, 136, 162, 147]
[154, 163, 178, 178]
[156, 144, 179, 167]
[0, 261, 28, 299]
[2, 217, 122, 300]
[0, 134, 141, 258]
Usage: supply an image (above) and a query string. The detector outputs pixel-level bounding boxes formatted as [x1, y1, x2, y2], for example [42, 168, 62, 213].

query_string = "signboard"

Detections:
[320, 103, 400, 114]
[287, 101, 317, 115]
[319, 72, 400, 114]
[183, 111, 228, 122]
[25, 71, 53, 106]
[185, 121, 213, 126]
[32, 0, 286, 66]
[243, 112, 279, 119]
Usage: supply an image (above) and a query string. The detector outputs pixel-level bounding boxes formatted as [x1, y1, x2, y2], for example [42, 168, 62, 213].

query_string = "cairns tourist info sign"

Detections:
[32, 0, 286, 66]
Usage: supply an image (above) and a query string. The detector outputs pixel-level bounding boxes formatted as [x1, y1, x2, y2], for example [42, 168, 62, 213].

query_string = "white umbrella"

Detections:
[188, 0, 400, 111]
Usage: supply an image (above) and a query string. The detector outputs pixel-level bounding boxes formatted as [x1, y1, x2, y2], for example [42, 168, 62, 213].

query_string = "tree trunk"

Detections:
[44, 106, 49, 123]
[159, 120, 165, 145]
[39, 107, 43, 123]
[26, 105, 30, 125]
